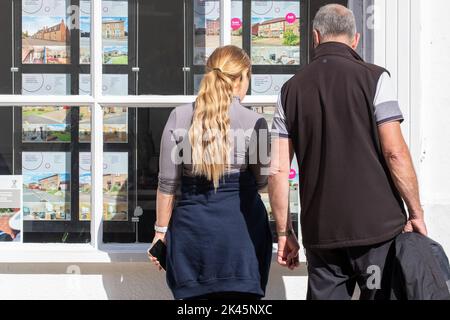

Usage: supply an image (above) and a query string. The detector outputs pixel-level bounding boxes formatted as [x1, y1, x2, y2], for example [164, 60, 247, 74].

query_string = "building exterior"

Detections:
[39, 174, 61, 191]
[32, 19, 70, 43]
[256, 18, 300, 38]
[206, 18, 220, 35]
[103, 174, 127, 192]
[103, 20, 126, 39]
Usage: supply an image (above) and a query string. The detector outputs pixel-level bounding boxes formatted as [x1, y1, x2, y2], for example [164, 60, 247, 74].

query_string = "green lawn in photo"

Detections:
[104, 55, 128, 64]
[51, 132, 71, 142]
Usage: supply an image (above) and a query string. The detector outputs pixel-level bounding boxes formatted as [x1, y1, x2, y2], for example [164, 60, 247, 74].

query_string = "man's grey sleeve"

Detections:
[373, 72, 404, 126]
[271, 93, 290, 138]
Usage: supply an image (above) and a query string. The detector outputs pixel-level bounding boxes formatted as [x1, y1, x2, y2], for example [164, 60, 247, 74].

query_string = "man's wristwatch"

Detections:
[277, 229, 294, 237]
[154, 224, 168, 234]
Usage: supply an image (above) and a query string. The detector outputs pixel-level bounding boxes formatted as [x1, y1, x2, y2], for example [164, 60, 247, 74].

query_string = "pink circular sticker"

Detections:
[286, 13, 297, 24]
[231, 18, 242, 31]
[289, 169, 297, 180]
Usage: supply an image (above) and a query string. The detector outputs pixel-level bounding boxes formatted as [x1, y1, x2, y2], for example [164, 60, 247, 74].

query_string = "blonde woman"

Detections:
[149, 46, 273, 300]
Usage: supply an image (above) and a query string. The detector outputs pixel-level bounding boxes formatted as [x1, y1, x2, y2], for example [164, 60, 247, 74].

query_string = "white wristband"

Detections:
[154, 224, 168, 233]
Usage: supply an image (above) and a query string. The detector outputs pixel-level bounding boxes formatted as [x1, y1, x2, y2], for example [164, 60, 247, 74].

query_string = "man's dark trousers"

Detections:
[305, 238, 396, 300]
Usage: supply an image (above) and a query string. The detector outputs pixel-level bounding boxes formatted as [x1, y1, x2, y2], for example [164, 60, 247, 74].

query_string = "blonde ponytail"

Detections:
[189, 45, 251, 189]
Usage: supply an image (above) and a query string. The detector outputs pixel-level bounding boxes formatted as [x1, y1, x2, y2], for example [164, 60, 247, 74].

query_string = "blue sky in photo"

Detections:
[24, 173, 70, 185]
[46, 124, 67, 132]
[80, 16, 90, 32]
[22, 16, 67, 35]
[103, 46, 127, 54]
[79, 172, 91, 184]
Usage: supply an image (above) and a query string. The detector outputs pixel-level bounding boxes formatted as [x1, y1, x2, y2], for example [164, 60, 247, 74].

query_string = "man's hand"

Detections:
[277, 234, 300, 270]
[148, 232, 166, 271]
[404, 217, 428, 236]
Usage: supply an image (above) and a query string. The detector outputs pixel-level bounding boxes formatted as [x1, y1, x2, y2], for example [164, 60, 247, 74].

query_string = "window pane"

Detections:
[79, 0, 129, 65]
[251, 1, 300, 65]
[101, 106, 174, 243]
[0, 106, 91, 243]
[14, 0, 92, 95]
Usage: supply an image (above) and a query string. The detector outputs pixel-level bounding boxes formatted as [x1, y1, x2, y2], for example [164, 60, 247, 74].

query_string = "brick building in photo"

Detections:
[206, 18, 220, 35]
[31, 19, 70, 42]
[253, 17, 300, 38]
[103, 20, 126, 39]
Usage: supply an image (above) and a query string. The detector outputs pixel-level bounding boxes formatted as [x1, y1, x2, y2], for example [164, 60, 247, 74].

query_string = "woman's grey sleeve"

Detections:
[158, 109, 182, 195]
[249, 117, 270, 190]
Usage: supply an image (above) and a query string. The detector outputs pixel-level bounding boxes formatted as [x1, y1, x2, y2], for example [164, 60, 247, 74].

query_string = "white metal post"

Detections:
[90, 0, 104, 249]
[220, 0, 232, 46]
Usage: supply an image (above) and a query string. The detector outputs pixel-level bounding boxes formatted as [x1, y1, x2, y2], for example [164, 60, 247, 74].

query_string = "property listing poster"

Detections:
[251, 74, 294, 95]
[22, 152, 71, 221]
[193, 0, 220, 65]
[22, 106, 71, 143]
[22, 0, 71, 64]
[80, 0, 129, 65]
[0, 176, 23, 242]
[78, 107, 128, 144]
[251, 1, 300, 65]
[79, 152, 128, 222]
[22, 73, 71, 95]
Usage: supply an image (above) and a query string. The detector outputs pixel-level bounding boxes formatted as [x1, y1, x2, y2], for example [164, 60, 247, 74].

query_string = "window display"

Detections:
[1, 0, 309, 245]
[79, 0, 129, 65]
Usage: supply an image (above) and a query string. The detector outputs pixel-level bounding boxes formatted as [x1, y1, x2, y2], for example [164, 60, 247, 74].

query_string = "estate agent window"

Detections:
[0, 0, 370, 246]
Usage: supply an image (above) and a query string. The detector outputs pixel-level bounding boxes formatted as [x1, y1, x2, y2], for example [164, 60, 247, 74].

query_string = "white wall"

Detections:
[374, 0, 450, 251]
[419, 0, 450, 251]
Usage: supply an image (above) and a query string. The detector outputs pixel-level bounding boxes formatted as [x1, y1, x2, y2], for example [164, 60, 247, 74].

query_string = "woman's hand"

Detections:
[148, 231, 166, 271]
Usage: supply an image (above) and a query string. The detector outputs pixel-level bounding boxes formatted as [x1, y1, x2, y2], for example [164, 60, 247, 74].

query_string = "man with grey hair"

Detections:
[269, 4, 427, 300]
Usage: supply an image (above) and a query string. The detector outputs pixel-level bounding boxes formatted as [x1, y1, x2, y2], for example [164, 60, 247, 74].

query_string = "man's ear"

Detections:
[351, 32, 361, 50]
[313, 29, 321, 48]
